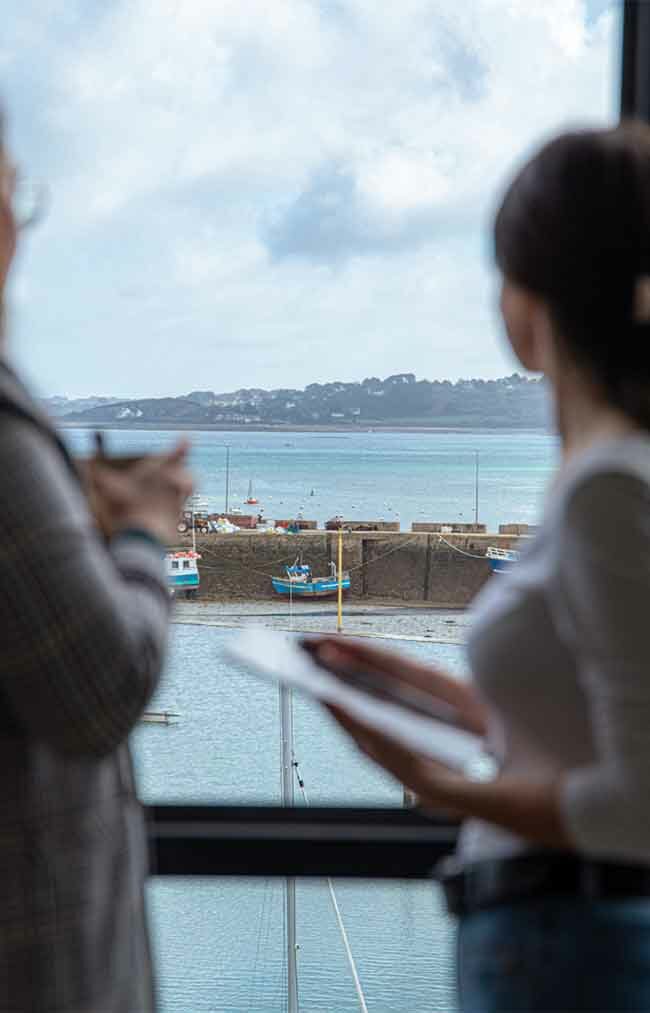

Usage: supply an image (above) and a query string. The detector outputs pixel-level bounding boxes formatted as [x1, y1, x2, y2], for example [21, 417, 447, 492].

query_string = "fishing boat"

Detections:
[486, 546, 520, 573]
[245, 479, 259, 505]
[271, 559, 351, 598]
[165, 550, 201, 598]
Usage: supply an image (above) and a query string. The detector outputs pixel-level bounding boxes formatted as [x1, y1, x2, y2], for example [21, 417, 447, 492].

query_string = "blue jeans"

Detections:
[457, 895, 650, 1012]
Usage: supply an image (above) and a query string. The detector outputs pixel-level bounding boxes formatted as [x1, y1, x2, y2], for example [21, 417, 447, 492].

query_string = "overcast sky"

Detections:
[2, 0, 617, 397]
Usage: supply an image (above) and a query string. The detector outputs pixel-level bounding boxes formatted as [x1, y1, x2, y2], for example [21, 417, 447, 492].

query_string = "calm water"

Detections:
[63, 427, 559, 533]
[60, 427, 556, 1011]
[134, 629, 467, 1013]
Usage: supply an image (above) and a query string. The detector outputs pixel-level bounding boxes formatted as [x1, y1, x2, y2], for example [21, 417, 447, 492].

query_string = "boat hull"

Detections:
[168, 573, 200, 588]
[272, 577, 351, 598]
[488, 559, 516, 574]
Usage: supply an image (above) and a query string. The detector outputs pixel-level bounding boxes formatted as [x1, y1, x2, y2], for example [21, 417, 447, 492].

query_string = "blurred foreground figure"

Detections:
[319, 122, 650, 1013]
[0, 113, 192, 1011]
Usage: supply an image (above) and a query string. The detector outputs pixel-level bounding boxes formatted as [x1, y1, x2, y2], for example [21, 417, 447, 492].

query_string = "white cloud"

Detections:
[4, 0, 619, 394]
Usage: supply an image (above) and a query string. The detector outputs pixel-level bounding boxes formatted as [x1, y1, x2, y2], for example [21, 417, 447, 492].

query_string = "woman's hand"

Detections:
[84, 441, 193, 544]
[311, 637, 489, 736]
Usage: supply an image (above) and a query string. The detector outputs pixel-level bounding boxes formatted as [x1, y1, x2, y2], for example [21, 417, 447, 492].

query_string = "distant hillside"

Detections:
[44, 395, 126, 417]
[47, 373, 551, 428]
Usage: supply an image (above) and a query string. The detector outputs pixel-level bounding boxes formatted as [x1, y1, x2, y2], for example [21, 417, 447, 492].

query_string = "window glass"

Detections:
[2, 2, 620, 1012]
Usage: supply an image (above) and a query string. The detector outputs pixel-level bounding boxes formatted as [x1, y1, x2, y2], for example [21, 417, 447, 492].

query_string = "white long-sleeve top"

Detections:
[460, 434, 650, 866]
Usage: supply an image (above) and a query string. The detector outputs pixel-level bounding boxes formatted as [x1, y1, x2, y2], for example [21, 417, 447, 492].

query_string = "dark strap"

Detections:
[438, 851, 650, 916]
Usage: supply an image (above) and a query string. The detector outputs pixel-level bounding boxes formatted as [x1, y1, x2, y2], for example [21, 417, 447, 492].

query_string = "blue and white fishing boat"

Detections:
[486, 546, 520, 573]
[165, 550, 201, 598]
[272, 559, 351, 599]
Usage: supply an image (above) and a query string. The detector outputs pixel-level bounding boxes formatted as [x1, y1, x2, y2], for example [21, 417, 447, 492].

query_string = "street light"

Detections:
[225, 445, 230, 514]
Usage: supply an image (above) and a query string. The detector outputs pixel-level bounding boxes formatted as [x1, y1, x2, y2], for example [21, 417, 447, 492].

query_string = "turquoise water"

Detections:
[63, 427, 559, 533]
[60, 427, 557, 1010]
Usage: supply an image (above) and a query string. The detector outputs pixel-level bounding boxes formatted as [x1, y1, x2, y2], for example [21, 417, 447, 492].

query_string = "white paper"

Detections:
[227, 628, 484, 771]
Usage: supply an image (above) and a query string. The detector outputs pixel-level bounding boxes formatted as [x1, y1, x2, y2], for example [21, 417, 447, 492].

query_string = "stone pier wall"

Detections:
[184, 531, 524, 607]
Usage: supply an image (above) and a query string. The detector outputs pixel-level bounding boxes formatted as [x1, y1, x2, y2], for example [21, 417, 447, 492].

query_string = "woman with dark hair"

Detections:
[314, 123, 650, 1012]
[0, 120, 192, 1009]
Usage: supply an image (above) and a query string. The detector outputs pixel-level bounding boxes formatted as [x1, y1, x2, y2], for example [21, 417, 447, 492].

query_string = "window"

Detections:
[3, 2, 629, 1011]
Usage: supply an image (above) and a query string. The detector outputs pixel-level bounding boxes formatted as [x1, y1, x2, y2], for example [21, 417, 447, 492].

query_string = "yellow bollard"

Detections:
[337, 527, 343, 633]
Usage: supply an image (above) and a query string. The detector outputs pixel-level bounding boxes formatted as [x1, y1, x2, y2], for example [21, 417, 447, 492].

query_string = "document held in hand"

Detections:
[227, 629, 484, 771]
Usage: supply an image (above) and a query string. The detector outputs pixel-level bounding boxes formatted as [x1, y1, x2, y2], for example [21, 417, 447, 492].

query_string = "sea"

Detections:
[61, 427, 558, 1013]
[63, 426, 559, 535]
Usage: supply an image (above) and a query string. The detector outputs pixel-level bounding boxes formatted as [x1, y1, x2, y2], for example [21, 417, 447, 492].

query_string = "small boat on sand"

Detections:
[272, 559, 351, 598]
[165, 550, 201, 598]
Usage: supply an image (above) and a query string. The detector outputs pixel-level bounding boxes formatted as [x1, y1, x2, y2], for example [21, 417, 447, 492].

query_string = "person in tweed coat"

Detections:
[0, 124, 192, 1010]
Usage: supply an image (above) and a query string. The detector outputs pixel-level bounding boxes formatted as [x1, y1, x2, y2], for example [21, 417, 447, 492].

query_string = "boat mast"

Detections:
[474, 449, 480, 526]
[280, 683, 299, 1013]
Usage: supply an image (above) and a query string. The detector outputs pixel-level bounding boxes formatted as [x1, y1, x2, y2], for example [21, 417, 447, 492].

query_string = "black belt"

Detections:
[437, 851, 650, 916]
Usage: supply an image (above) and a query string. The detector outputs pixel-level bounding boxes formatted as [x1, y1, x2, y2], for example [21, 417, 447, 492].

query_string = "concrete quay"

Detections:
[180, 529, 526, 607]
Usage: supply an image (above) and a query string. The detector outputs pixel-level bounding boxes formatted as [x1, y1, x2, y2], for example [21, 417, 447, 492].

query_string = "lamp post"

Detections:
[474, 450, 480, 526]
[225, 446, 230, 515]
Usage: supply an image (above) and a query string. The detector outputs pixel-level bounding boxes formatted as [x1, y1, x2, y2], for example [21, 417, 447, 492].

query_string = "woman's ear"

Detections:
[499, 278, 550, 373]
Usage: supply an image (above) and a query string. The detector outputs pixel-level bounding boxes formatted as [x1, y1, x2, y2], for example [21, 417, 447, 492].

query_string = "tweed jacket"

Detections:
[0, 362, 170, 1012]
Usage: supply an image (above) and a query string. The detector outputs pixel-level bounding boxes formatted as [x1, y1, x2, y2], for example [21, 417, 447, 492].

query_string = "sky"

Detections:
[1, 0, 618, 397]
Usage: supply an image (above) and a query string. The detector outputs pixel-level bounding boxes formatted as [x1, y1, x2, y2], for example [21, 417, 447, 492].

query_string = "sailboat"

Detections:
[245, 479, 259, 505]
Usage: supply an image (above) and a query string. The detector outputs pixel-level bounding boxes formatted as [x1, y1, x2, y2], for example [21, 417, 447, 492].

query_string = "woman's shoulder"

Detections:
[551, 435, 650, 572]
[0, 359, 59, 437]
[555, 434, 650, 512]
[0, 361, 76, 471]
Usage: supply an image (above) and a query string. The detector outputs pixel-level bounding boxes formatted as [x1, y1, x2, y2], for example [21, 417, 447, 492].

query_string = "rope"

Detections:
[197, 544, 305, 580]
[436, 533, 487, 560]
[293, 759, 370, 1013]
[247, 877, 271, 1012]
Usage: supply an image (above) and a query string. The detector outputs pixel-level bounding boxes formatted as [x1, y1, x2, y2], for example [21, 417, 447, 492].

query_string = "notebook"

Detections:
[227, 628, 484, 771]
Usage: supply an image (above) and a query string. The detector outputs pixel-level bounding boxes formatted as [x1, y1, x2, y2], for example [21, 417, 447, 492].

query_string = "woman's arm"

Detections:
[0, 416, 174, 757]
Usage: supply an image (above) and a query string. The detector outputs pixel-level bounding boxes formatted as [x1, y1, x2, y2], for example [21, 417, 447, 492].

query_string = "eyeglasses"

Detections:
[12, 180, 50, 230]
